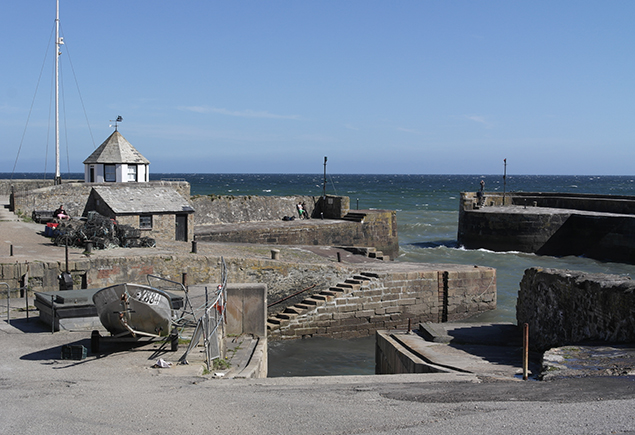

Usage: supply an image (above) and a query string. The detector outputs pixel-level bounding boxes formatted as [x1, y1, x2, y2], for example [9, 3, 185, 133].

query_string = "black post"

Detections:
[323, 156, 327, 198]
[503, 158, 507, 206]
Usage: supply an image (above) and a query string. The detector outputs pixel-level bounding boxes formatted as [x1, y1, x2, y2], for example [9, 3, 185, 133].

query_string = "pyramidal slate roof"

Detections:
[92, 186, 194, 214]
[83, 130, 150, 165]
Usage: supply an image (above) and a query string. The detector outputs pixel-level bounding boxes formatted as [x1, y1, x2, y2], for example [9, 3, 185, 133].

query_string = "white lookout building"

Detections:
[83, 130, 150, 183]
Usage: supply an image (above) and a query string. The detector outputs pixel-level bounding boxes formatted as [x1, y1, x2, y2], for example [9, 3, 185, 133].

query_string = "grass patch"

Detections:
[213, 357, 231, 370]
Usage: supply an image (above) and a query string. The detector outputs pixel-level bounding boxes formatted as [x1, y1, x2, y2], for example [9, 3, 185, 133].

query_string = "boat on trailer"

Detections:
[93, 283, 174, 337]
[91, 283, 180, 352]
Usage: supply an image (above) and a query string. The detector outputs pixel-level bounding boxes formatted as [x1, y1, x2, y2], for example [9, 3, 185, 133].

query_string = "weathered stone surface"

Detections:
[517, 267, 635, 351]
[10, 181, 190, 219]
[458, 191, 635, 264]
[272, 264, 497, 340]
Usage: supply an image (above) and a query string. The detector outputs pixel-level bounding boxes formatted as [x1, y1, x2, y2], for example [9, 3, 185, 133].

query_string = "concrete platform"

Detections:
[378, 322, 541, 380]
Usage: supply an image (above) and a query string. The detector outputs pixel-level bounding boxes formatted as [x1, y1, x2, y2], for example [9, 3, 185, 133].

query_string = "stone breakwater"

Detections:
[517, 267, 635, 351]
[458, 191, 635, 264]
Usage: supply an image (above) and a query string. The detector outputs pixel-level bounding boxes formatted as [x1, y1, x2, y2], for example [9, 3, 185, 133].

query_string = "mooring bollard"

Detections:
[271, 249, 280, 260]
[10, 245, 13, 256]
[191, 240, 197, 254]
[84, 241, 93, 255]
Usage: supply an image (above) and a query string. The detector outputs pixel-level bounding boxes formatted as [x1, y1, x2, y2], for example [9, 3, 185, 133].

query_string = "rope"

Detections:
[11, 25, 55, 179]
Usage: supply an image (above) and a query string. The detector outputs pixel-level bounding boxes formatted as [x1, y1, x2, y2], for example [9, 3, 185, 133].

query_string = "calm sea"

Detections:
[5, 173, 635, 376]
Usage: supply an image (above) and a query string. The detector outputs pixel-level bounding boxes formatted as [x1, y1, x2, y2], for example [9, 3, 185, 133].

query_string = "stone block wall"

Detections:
[0, 179, 78, 197]
[0, 254, 355, 303]
[517, 267, 635, 351]
[269, 265, 496, 340]
[190, 194, 351, 225]
[196, 210, 399, 260]
[11, 181, 191, 219]
[115, 213, 194, 243]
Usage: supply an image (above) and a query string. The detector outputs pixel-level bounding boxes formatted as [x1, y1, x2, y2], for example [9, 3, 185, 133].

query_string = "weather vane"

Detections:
[109, 115, 123, 131]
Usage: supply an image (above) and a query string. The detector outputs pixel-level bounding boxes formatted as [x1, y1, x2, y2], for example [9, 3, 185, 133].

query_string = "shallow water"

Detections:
[267, 335, 376, 377]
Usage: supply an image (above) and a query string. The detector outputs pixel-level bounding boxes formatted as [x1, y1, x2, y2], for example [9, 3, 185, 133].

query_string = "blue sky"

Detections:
[2, 1, 634, 175]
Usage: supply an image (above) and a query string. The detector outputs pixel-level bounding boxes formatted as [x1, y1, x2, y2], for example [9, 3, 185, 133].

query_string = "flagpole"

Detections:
[54, 0, 62, 185]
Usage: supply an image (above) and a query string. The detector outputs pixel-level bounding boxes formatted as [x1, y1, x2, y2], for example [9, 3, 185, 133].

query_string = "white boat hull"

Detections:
[92, 283, 173, 337]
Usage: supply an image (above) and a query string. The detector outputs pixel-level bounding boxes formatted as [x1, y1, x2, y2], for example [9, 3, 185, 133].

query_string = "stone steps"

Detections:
[267, 273, 377, 333]
[337, 246, 389, 261]
[341, 212, 366, 223]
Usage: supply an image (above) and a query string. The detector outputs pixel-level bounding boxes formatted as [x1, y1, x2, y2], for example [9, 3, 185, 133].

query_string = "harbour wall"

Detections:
[8, 180, 191, 219]
[0, 254, 353, 304]
[267, 265, 496, 340]
[516, 267, 635, 351]
[0, 179, 76, 196]
[458, 191, 635, 264]
[195, 209, 399, 260]
[1, 255, 495, 340]
[191, 194, 349, 224]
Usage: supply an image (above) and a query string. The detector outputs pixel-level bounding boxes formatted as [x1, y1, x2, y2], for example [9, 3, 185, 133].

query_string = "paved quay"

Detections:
[0, 195, 383, 265]
[2, 315, 635, 435]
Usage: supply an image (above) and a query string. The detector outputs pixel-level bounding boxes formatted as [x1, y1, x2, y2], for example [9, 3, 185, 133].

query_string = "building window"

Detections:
[104, 164, 116, 182]
[139, 215, 153, 229]
[127, 165, 137, 182]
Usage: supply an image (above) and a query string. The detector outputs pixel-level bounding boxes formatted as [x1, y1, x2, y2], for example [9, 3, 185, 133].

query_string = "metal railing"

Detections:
[179, 257, 228, 370]
[1, 283, 10, 323]
[0, 284, 31, 325]
[146, 274, 197, 326]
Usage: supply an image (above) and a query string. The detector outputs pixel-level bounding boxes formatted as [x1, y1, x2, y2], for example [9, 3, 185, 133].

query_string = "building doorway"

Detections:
[175, 214, 187, 241]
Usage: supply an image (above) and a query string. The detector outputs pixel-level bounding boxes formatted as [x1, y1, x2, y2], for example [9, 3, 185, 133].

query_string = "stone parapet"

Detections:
[517, 267, 635, 351]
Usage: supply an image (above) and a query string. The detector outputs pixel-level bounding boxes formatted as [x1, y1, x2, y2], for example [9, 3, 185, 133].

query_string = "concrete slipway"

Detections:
[2, 310, 635, 435]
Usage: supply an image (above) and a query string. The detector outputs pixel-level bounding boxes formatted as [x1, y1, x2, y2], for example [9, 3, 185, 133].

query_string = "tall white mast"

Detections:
[54, 0, 63, 184]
